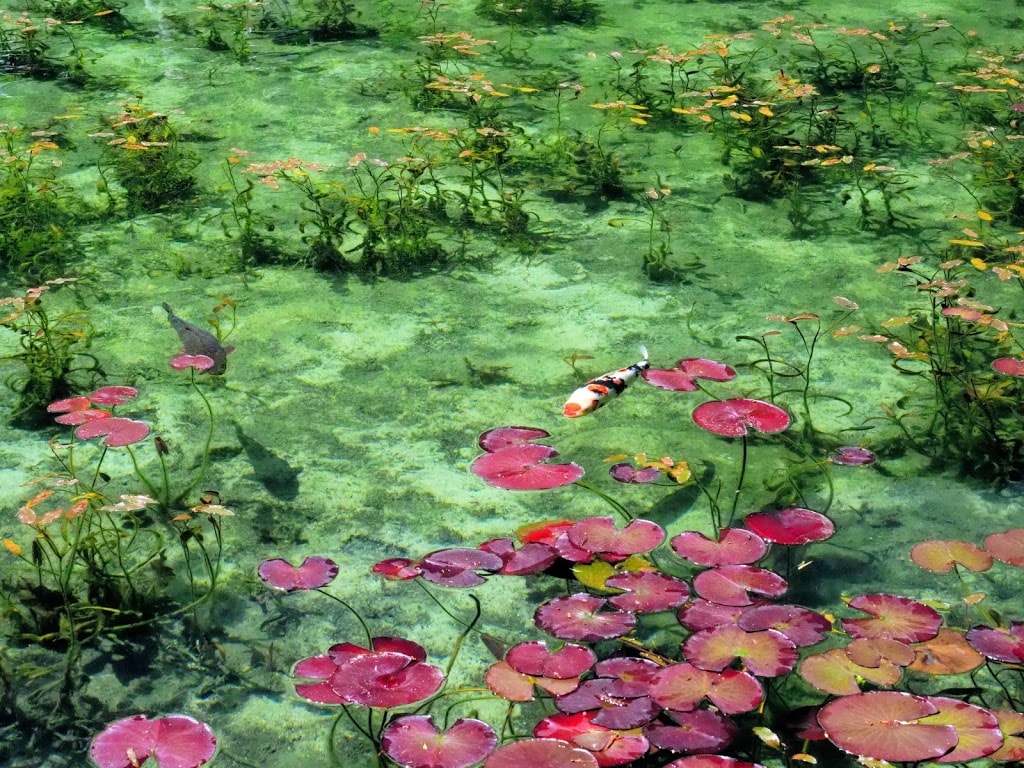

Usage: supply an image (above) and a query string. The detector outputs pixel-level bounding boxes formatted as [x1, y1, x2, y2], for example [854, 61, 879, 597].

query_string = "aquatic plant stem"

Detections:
[313, 588, 373, 648]
[729, 435, 749, 528]
[574, 479, 633, 521]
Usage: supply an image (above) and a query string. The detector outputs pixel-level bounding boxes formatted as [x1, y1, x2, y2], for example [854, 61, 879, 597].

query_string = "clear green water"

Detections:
[3, 0, 1024, 765]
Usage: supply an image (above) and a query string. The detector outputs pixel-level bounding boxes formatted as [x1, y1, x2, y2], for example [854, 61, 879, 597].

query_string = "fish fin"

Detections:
[225, 345, 235, 355]
[639, 344, 649, 361]
[161, 302, 173, 315]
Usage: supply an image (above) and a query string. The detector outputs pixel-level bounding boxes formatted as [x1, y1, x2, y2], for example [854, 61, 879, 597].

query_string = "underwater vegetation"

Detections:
[5, 0, 1024, 766]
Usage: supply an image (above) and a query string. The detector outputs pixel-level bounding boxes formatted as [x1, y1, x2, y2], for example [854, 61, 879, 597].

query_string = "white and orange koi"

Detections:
[563, 347, 649, 418]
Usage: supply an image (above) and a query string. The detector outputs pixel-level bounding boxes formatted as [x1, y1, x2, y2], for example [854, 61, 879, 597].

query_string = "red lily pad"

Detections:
[645, 709, 738, 754]
[910, 540, 993, 573]
[327, 651, 444, 708]
[966, 623, 1024, 663]
[555, 678, 661, 730]
[798, 647, 902, 695]
[683, 624, 798, 677]
[993, 357, 1024, 376]
[418, 548, 504, 587]
[471, 444, 584, 491]
[692, 398, 791, 437]
[87, 386, 140, 405]
[677, 599, 748, 631]
[984, 528, 1024, 566]
[75, 416, 150, 447]
[662, 758, 765, 768]
[670, 528, 767, 566]
[372, 558, 423, 581]
[54, 408, 111, 425]
[484, 660, 580, 702]
[845, 637, 915, 668]
[737, 604, 831, 646]
[744, 507, 834, 545]
[171, 354, 216, 372]
[605, 570, 690, 612]
[568, 516, 666, 557]
[918, 696, 1001, 763]
[533, 712, 649, 767]
[842, 594, 942, 644]
[650, 662, 763, 714]
[817, 691, 958, 762]
[48, 395, 93, 414]
[479, 538, 559, 575]
[642, 358, 736, 391]
[829, 446, 877, 466]
[381, 715, 497, 768]
[692, 564, 788, 606]
[483, 739, 598, 768]
[505, 641, 596, 679]
[90, 714, 217, 768]
[609, 463, 662, 483]
[478, 426, 551, 452]
[534, 593, 637, 641]
[990, 710, 1024, 761]
[258, 556, 338, 591]
[593, 657, 660, 697]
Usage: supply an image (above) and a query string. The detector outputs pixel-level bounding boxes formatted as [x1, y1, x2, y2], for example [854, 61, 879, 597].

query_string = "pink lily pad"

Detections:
[87, 385, 140, 405]
[533, 712, 649, 766]
[829, 446, 877, 466]
[534, 593, 637, 642]
[984, 528, 1024, 566]
[90, 714, 216, 768]
[692, 564, 788, 606]
[993, 357, 1024, 376]
[645, 709, 738, 754]
[593, 657, 661, 697]
[650, 662, 763, 714]
[683, 624, 798, 677]
[372, 558, 423, 580]
[478, 426, 551, 452]
[418, 548, 504, 587]
[642, 358, 737, 391]
[55, 408, 111, 425]
[798, 647, 902, 696]
[966, 623, 1024, 663]
[484, 660, 581, 702]
[171, 353, 216, 372]
[609, 463, 662, 483]
[744, 507, 834, 545]
[692, 398, 791, 437]
[842, 594, 941, 644]
[471, 444, 584, 491]
[567, 516, 666, 557]
[555, 677, 661, 730]
[677, 599, 748, 631]
[910, 540, 993, 573]
[381, 715, 497, 768]
[670, 528, 768, 566]
[479, 538, 559, 575]
[484, 738, 599, 768]
[258, 556, 338, 591]
[48, 395, 93, 414]
[918, 696, 1002, 763]
[605, 570, 690, 612]
[75, 416, 150, 447]
[326, 651, 444, 708]
[737, 604, 831, 646]
[817, 691, 958, 762]
[663, 758, 766, 768]
[505, 641, 596, 679]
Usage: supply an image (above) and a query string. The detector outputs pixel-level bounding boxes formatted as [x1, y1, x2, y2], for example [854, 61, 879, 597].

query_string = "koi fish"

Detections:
[162, 302, 233, 375]
[563, 347, 649, 418]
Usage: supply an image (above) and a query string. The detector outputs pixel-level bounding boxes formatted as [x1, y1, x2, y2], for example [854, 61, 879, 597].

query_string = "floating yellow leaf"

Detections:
[978, 210, 993, 221]
[880, 315, 913, 328]
[758, 106, 774, 117]
[948, 238, 984, 247]
[792, 754, 818, 764]
[970, 257, 988, 270]
[729, 111, 752, 122]
[3, 539, 22, 556]
[573, 560, 618, 592]
[753, 726, 782, 749]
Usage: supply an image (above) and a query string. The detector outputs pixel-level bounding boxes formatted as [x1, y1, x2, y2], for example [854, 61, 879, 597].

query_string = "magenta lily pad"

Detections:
[817, 691, 958, 762]
[798, 647, 902, 696]
[567, 516, 666, 557]
[484, 660, 581, 702]
[737, 604, 831, 646]
[381, 715, 497, 768]
[533, 712, 649, 766]
[645, 709, 738, 754]
[479, 538, 559, 575]
[829, 446, 877, 466]
[471, 444, 584, 491]
[677, 599, 747, 632]
[87, 385, 140, 405]
[593, 657, 661, 697]
[484, 738, 598, 768]
[535, 593, 637, 641]
[662, 758, 766, 768]
[842, 594, 941, 644]
[555, 677, 661, 730]
[744, 507, 834, 545]
[692, 398, 791, 437]
[918, 696, 1002, 763]
[992, 357, 1024, 376]
[75, 416, 150, 447]
[372, 558, 423, 580]
[418, 548, 504, 587]
[90, 714, 217, 768]
[650, 662, 763, 714]
[505, 641, 596, 679]
[966, 623, 1024, 663]
[670, 528, 768, 566]
[327, 651, 444, 708]
[258, 556, 338, 591]
[478, 426, 551, 452]
[984, 528, 1024, 566]
[609, 463, 662, 483]
[605, 570, 690, 612]
[171, 353, 216, 372]
[692, 564, 788, 606]
[642, 358, 737, 391]
[684, 624, 798, 677]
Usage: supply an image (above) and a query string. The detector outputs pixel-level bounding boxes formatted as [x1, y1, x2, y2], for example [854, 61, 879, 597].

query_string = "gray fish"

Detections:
[162, 302, 232, 375]
[234, 423, 301, 501]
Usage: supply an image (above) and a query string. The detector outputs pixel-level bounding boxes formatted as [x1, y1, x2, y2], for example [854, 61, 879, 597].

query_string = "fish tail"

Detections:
[639, 345, 649, 361]
[161, 302, 174, 316]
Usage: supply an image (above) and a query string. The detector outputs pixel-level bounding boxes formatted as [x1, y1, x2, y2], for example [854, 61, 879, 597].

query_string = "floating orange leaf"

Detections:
[910, 539, 993, 573]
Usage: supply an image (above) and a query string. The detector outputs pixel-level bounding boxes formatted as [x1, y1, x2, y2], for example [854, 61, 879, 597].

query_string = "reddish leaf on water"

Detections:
[478, 426, 551, 452]
[966, 623, 1024, 663]
[692, 565, 787, 606]
[842, 594, 942, 644]
[483, 660, 580, 702]
[692, 398, 790, 437]
[258, 556, 338, 591]
[642, 358, 737, 391]
[645, 709, 738, 754]
[483, 738, 598, 768]
[54, 408, 110, 425]
[663, 758, 765, 768]
[670, 528, 767, 566]
[75, 417, 150, 447]
[678, 599, 748, 631]
[533, 712, 649, 767]
[984, 528, 1024, 566]
[798, 648, 902, 695]
[88, 385, 140, 405]
[744, 507, 834, 545]
[327, 651, 444, 708]
[470, 444, 584, 491]
[90, 714, 217, 768]
[479, 539, 560, 576]
[535, 593, 637, 641]
[609, 463, 662, 483]
[49, 395, 94, 414]
[909, 628, 984, 675]
[737, 604, 831, 647]
[845, 637, 915, 668]
[381, 715, 497, 768]
[911, 539, 993, 573]
[992, 357, 1024, 376]
[372, 558, 423, 581]
[683, 624, 798, 677]
[418, 548, 504, 587]
[593, 657, 661, 697]
[505, 641, 596, 679]
[817, 691, 958, 762]
[828, 446, 876, 466]
[555, 678, 661, 730]
[605, 570, 690, 613]
[568, 516, 665, 557]
[917, 696, 1001, 763]
[650, 662, 763, 714]
[990, 710, 1024, 761]
[170, 354, 215, 372]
